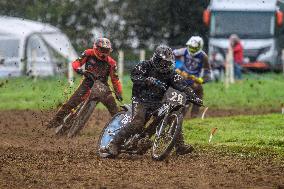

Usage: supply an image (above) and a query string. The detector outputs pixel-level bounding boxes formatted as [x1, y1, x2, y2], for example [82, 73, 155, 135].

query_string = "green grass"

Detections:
[0, 73, 284, 110]
[184, 113, 284, 157]
[203, 73, 284, 110]
[0, 76, 79, 110]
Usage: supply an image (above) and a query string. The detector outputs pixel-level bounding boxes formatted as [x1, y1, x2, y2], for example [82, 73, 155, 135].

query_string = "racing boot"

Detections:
[137, 135, 152, 155]
[107, 121, 143, 156]
[106, 140, 120, 156]
[176, 144, 194, 155]
[175, 128, 194, 155]
[190, 84, 203, 118]
[106, 126, 133, 156]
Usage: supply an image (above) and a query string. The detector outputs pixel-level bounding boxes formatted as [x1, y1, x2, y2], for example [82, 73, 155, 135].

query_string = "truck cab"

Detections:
[204, 0, 283, 71]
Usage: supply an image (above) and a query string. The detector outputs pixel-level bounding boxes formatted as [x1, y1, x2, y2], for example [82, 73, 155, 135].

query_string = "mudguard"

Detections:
[97, 104, 132, 158]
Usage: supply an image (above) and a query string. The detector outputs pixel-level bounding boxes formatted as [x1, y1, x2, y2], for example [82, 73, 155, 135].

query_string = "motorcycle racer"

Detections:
[47, 37, 123, 128]
[174, 36, 211, 118]
[107, 45, 203, 156]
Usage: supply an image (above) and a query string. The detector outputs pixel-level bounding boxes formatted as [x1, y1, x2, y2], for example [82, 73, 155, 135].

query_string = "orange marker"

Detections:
[209, 127, 218, 143]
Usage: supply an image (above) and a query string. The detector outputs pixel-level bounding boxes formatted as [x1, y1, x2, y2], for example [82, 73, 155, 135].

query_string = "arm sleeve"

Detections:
[202, 54, 212, 83]
[174, 60, 184, 70]
[130, 61, 149, 86]
[72, 49, 92, 71]
[173, 48, 187, 57]
[109, 60, 123, 94]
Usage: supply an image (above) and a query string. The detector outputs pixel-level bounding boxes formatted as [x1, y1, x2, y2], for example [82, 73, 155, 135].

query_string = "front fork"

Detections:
[155, 109, 170, 139]
[155, 106, 184, 139]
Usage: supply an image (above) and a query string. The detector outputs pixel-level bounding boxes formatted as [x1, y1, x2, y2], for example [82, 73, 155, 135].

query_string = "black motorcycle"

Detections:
[97, 86, 202, 161]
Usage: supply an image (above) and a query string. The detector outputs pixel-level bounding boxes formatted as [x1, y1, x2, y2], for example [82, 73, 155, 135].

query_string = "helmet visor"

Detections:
[157, 59, 173, 72]
[188, 46, 199, 55]
[97, 46, 112, 55]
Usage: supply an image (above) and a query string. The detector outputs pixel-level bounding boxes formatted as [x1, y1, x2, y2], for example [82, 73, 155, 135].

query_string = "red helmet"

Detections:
[93, 37, 113, 59]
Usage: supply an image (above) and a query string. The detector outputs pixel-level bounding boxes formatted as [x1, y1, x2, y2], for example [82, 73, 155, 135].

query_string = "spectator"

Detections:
[229, 34, 244, 80]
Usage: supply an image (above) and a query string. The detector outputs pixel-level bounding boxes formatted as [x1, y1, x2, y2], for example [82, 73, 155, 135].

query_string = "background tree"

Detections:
[0, 0, 210, 50]
[105, 0, 210, 49]
[0, 0, 106, 51]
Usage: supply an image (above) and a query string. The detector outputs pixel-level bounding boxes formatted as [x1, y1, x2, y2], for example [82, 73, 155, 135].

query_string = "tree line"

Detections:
[0, 0, 210, 51]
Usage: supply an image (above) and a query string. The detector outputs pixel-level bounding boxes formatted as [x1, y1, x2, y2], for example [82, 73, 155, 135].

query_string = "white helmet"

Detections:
[186, 36, 204, 56]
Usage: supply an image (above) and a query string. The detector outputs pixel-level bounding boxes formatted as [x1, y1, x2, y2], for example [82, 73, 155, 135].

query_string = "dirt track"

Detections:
[1, 109, 284, 189]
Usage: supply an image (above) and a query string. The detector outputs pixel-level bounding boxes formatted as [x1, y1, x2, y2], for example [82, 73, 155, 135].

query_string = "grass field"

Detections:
[184, 113, 284, 157]
[0, 73, 284, 110]
[204, 73, 284, 110]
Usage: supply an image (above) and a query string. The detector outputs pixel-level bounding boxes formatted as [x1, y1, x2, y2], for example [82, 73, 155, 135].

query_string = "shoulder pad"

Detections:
[107, 56, 117, 66]
[84, 49, 94, 56]
[173, 48, 187, 56]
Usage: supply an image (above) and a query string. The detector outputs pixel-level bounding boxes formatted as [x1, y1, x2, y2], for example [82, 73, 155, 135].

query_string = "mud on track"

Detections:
[0, 110, 284, 189]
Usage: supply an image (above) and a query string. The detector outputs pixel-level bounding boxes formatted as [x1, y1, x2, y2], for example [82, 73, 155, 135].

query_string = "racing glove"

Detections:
[115, 93, 123, 102]
[75, 68, 84, 75]
[185, 88, 203, 106]
[188, 94, 203, 106]
[196, 77, 204, 84]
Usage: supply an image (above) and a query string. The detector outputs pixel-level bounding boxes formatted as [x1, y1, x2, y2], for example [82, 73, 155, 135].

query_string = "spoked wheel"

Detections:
[67, 101, 97, 138]
[54, 100, 96, 137]
[151, 111, 182, 161]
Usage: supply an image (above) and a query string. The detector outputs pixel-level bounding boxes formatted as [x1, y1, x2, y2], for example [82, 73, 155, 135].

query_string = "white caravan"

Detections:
[0, 16, 77, 77]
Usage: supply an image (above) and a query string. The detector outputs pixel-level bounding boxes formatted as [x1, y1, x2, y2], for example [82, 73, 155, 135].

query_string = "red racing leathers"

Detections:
[48, 49, 122, 128]
[72, 49, 122, 94]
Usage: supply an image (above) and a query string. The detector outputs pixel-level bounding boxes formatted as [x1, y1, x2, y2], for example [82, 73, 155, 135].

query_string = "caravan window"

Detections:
[26, 34, 54, 76]
[0, 36, 20, 58]
[27, 35, 50, 59]
[210, 11, 275, 38]
[41, 33, 77, 73]
[41, 33, 77, 61]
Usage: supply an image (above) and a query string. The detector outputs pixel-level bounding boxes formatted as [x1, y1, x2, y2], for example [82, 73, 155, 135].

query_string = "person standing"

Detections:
[229, 34, 244, 80]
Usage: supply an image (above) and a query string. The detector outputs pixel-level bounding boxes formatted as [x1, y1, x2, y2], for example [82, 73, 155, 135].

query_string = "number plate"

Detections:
[164, 87, 187, 106]
[121, 112, 132, 125]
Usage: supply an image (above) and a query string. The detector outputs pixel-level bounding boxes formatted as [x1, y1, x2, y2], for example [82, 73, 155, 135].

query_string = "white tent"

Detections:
[0, 16, 77, 81]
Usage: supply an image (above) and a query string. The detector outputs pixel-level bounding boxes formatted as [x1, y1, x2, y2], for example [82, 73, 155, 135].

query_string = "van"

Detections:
[204, 0, 283, 71]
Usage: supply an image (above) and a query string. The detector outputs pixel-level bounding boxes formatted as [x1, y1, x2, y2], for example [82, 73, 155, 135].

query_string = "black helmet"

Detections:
[152, 45, 174, 73]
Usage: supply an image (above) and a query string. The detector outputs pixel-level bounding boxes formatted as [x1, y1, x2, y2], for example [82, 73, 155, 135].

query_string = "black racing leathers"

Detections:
[131, 60, 198, 104]
[111, 60, 201, 149]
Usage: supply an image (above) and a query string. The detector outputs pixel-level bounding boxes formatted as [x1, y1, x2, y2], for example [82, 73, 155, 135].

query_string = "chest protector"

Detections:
[183, 50, 205, 77]
[85, 56, 111, 83]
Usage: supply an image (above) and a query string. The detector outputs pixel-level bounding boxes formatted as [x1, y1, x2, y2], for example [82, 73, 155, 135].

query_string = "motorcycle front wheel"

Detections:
[67, 100, 97, 138]
[151, 110, 182, 161]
